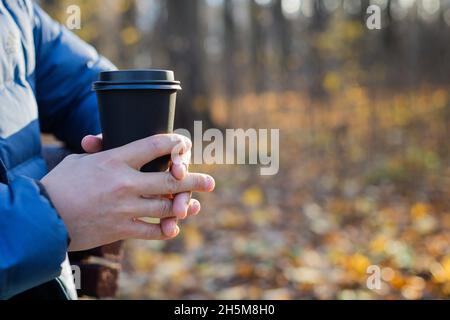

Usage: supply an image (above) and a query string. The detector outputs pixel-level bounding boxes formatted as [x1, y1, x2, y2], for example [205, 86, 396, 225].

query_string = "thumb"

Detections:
[81, 134, 103, 153]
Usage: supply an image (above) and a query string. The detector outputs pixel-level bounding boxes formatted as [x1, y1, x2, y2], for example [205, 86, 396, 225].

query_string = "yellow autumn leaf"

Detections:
[131, 248, 156, 272]
[410, 202, 431, 220]
[220, 209, 246, 228]
[251, 209, 272, 226]
[431, 256, 450, 283]
[370, 235, 388, 254]
[390, 272, 406, 290]
[346, 253, 370, 275]
[241, 186, 264, 207]
[182, 225, 203, 251]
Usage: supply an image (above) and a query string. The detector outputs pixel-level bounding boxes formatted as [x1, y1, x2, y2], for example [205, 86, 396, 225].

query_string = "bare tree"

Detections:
[249, 0, 267, 93]
[164, 0, 213, 131]
[272, 0, 292, 88]
[222, 0, 238, 123]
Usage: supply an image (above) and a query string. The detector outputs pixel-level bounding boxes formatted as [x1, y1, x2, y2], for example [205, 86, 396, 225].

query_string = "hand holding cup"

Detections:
[42, 134, 215, 251]
[81, 134, 201, 238]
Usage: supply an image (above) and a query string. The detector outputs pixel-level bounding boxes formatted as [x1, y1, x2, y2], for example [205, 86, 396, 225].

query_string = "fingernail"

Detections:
[173, 225, 180, 236]
[206, 176, 215, 191]
[183, 137, 192, 150]
[166, 224, 176, 236]
[192, 200, 201, 214]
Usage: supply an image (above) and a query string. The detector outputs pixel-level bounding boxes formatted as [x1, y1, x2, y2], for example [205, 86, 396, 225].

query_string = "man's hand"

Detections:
[81, 134, 197, 242]
[41, 134, 215, 251]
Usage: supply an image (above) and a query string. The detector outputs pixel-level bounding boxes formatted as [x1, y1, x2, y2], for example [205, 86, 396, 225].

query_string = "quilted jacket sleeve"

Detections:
[33, 3, 116, 152]
[0, 176, 69, 299]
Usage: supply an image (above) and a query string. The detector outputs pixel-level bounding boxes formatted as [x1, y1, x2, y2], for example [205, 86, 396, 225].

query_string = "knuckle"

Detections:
[172, 133, 183, 142]
[144, 225, 161, 240]
[64, 154, 81, 162]
[148, 136, 163, 153]
[99, 152, 122, 168]
[172, 135, 187, 151]
[159, 200, 172, 217]
[175, 134, 192, 151]
[112, 176, 134, 196]
[119, 203, 135, 216]
[164, 173, 179, 194]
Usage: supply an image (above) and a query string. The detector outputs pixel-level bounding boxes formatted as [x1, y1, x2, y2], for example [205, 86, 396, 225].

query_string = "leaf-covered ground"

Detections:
[119, 88, 450, 299]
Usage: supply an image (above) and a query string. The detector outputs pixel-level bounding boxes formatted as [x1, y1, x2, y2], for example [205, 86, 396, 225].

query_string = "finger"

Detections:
[161, 217, 179, 237]
[171, 148, 191, 180]
[113, 134, 192, 170]
[127, 197, 175, 219]
[135, 172, 215, 195]
[126, 219, 178, 240]
[172, 192, 192, 219]
[81, 134, 103, 153]
[187, 199, 201, 216]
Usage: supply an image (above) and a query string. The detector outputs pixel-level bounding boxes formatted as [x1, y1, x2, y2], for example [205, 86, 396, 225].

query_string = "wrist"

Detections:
[36, 180, 55, 208]
[36, 179, 71, 247]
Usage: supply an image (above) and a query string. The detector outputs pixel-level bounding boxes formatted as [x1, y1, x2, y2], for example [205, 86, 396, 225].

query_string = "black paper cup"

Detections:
[93, 69, 182, 172]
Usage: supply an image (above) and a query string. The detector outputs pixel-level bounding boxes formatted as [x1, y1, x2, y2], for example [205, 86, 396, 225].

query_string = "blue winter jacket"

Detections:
[0, 0, 114, 298]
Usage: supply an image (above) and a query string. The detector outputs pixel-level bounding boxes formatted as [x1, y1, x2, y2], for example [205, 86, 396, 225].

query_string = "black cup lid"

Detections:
[93, 69, 181, 91]
[99, 69, 177, 82]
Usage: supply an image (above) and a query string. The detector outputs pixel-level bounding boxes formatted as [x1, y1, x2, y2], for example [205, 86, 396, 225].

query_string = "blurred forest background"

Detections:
[39, 0, 450, 299]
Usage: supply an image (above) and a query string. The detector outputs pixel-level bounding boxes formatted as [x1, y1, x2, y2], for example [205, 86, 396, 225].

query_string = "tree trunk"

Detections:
[272, 0, 292, 88]
[249, 0, 266, 93]
[165, 0, 213, 132]
[223, 0, 238, 123]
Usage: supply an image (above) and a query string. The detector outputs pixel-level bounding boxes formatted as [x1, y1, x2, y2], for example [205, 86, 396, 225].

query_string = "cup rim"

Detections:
[93, 80, 181, 85]
[92, 83, 182, 91]
[99, 69, 177, 82]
